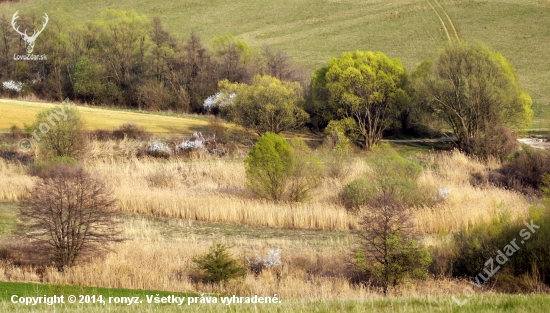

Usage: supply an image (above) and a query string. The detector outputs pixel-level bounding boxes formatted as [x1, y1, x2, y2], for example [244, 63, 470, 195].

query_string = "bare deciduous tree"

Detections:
[353, 201, 431, 296]
[19, 165, 122, 270]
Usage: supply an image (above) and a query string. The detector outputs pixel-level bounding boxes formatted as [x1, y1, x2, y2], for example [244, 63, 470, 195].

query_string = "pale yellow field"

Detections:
[0, 99, 209, 134]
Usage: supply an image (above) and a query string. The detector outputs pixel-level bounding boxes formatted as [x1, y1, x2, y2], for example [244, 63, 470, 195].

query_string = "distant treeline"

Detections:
[0, 9, 308, 113]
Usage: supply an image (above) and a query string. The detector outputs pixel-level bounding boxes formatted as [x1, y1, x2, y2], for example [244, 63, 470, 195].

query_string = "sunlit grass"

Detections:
[0, 99, 209, 134]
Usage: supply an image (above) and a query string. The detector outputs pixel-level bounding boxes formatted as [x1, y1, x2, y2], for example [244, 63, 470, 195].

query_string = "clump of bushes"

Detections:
[450, 204, 550, 291]
[146, 141, 171, 159]
[245, 248, 282, 277]
[175, 131, 227, 158]
[112, 123, 151, 141]
[339, 143, 437, 213]
[245, 133, 321, 202]
[192, 243, 245, 284]
[470, 126, 519, 160]
[490, 147, 550, 196]
[88, 123, 151, 141]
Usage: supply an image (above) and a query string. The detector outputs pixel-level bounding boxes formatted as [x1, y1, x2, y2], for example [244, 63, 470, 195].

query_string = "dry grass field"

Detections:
[0, 144, 533, 233]
[0, 136, 545, 312]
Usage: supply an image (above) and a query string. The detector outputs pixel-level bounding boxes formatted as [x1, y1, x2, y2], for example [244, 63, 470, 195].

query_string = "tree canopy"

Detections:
[414, 42, 533, 155]
[220, 75, 309, 136]
[310, 51, 409, 150]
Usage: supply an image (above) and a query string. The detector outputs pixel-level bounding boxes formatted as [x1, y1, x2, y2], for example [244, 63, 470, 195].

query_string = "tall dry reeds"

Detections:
[0, 217, 480, 299]
[0, 146, 535, 233]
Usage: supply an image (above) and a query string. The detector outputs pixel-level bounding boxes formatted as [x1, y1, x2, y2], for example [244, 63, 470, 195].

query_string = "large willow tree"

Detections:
[414, 42, 533, 155]
[311, 51, 409, 150]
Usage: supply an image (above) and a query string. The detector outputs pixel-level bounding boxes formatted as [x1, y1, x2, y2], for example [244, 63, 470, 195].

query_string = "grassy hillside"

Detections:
[1, 0, 549, 126]
[0, 99, 209, 134]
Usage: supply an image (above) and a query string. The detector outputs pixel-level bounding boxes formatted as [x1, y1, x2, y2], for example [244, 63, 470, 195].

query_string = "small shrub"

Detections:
[322, 150, 352, 180]
[353, 203, 431, 295]
[8, 125, 25, 141]
[27, 105, 87, 160]
[113, 123, 151, 141]
[207, 116, 230, 144]
[0, 246, 13, 261]
[340, 178, 372, 213]
[192, 243, 245, 284]
[246, 249, 282, 277]
[146, 141, 171, 158]
[245, 132, 294, 202]
[428, 238, 455, 278]
[88, 129, 114, 141]
[340, 143, 432, 211]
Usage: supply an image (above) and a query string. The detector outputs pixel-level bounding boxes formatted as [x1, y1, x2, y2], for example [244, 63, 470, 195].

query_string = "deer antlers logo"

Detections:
[11, 11, 48, 54]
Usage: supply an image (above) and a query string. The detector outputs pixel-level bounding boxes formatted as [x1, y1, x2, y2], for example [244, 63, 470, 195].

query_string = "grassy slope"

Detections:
[1, 0, 549, 126]
[0, 99, 209, 134]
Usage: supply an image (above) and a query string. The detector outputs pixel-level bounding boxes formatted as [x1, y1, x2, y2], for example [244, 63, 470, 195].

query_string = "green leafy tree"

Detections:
[92, 9, 151, 106]
[212, 34, 255, 82]
[311, 51, 410, 150]
[73, 56, 106, 103]
[245, 132, 294, 202]
[192, 243, 245, 284]
[414, 42, 533, 156]
[221, 75, 309, 136]
[28, 104, 87, 160]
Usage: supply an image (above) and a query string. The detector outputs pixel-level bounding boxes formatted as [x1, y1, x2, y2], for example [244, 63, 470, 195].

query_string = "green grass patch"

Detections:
[531, 102, 550, 131]
[0, 284, 549, 313]
[0, 202, 18, 236]
[0, 281, 194, 302]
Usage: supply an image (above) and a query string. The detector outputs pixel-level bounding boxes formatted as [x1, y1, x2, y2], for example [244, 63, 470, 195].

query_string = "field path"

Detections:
[434, 0, 459, 40]
[426, 0, 455, 42]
